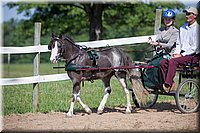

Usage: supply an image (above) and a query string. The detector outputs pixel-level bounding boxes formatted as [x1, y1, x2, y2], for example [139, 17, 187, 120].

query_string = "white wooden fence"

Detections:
[0, 33, 156, 86]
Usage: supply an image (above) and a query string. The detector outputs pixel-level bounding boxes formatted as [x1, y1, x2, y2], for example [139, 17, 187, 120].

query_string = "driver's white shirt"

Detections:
[174, 21, 199, 56]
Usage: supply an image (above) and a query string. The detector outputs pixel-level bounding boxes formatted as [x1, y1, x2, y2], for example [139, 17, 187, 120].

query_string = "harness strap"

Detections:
[87, 49, 99, 67]
[65, 52, 83, 67]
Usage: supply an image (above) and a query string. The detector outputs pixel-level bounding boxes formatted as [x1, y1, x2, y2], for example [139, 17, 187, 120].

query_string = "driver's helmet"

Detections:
[163, 9, 176, 19]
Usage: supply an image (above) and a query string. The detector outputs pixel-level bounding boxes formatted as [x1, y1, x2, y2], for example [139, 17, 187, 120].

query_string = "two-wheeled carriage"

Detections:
[132, 53, 200, 113]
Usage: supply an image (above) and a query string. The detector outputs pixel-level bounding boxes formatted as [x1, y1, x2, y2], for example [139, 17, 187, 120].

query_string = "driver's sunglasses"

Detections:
[186, 12, 194, 16]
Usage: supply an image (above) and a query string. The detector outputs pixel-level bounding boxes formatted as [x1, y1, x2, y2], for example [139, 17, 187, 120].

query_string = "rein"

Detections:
[118, 44, 153, 53]
[65, 52, 83, 67]
[64, 48, 101, 67]
[56, 37, 113, 67]
[56, 39, 95, 67]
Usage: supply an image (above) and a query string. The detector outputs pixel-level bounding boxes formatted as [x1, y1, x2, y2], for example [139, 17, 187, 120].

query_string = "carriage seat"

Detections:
[176, 61, 200, 79]
[177, 62, 200, 71]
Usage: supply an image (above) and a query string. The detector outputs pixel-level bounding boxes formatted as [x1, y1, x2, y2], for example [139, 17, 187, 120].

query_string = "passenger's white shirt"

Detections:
[174, 21, 199, 56]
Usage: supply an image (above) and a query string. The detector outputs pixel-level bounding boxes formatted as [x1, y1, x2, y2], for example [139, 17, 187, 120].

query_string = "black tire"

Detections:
[175, 79, 200, 113]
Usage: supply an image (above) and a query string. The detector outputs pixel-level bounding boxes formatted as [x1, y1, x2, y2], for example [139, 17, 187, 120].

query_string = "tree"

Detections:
[7, 3, 105, 41]
[83, 4, 105, 40]
[4, 1, 185, 63]
[7, 1, 184, 41]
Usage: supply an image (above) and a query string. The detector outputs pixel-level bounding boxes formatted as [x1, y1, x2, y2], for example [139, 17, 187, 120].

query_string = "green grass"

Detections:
[2, 79, 130, 116]
[2, 63, 174, 116]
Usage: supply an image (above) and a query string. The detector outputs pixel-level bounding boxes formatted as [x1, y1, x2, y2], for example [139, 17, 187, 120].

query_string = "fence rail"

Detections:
[0, 35, 155, 54]
[1, 73, 70, 86]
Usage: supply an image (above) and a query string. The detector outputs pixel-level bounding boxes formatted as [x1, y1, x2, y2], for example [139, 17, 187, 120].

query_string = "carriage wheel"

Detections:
[175, 79, 200, 113]
[139, 88, 158, 109]
[131, 88, 158, 109]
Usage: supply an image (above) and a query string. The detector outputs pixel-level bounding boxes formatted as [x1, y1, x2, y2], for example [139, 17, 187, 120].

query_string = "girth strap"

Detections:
[87, 49, 99, 67]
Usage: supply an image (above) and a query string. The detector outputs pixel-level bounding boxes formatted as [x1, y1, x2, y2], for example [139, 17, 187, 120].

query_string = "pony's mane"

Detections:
[62, 34, 85, 49]
[62, 34, 75, 44]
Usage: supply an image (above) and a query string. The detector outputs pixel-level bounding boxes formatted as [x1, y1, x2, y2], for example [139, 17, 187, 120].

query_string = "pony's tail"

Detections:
[124, 54, 150, 108]
[128, 68, 150, 108]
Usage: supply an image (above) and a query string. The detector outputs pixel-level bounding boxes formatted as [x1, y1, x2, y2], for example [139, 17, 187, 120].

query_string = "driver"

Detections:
[148, 9, 179, 59]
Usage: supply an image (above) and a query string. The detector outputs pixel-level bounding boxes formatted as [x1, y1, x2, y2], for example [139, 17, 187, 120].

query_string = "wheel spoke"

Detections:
[176, 79, 199, 113]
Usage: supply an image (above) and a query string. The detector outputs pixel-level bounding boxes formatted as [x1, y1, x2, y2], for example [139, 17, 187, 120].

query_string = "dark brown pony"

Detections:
[48, 34, 138, 117]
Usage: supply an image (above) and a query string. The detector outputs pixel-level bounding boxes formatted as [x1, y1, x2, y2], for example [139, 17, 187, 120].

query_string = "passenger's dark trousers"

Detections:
[159, 54, 200, 86]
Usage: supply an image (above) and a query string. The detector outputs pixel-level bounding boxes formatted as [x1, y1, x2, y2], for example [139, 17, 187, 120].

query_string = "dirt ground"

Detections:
[2, 102, 199, 132]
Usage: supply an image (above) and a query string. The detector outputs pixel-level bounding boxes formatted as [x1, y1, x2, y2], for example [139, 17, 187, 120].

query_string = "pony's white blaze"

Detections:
[50, 41, 58, 64]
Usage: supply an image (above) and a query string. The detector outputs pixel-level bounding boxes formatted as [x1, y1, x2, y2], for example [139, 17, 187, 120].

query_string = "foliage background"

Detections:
[3, 1, 188, 63]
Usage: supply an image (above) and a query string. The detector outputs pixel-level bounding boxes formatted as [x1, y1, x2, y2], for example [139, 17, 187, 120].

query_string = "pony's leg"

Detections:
[97, 77, 111, 114]
[77, 93, 92, 114]
[66, 81, 80, 117]
[66, 94, 76, 117]
[115, 71, 132, 113]
[66, 81, 91, 117]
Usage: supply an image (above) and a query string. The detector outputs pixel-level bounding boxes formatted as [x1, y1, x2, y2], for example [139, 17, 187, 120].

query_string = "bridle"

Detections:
[49, 37, 66, 62]
[50, 36, 85, 66]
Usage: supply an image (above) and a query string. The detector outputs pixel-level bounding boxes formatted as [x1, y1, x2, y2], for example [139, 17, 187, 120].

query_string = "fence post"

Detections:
[154, 9, 162, 34]
[32, 22, 41, 113]
[7, 53, 10, 76]
[152, 9, 162, 56]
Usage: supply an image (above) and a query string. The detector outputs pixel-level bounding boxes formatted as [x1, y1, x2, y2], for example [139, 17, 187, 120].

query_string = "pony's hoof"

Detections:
[125, 110, 131, 114]
[66, 115, 73, 118]
[97, 109, 103, 115]
[86, 109, 92, 114]
[125, 108, 132, 114]
[66, 112, 73, 118]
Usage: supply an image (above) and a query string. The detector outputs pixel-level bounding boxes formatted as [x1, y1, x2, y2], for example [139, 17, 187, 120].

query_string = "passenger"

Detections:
[148, 9, 179, 59]
[160, 7, 200, 93]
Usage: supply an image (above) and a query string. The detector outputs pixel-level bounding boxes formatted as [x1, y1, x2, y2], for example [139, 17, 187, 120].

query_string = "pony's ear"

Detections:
[52, 33, 54, 38]
[59, 33, 62, 39]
